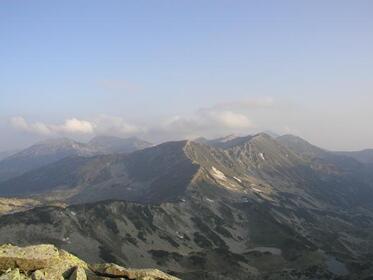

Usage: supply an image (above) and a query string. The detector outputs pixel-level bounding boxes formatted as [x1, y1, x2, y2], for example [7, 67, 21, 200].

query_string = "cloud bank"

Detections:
[4, 95, 373, 151]
[10, 117, 95, 135]
[8, 97, 279, 143]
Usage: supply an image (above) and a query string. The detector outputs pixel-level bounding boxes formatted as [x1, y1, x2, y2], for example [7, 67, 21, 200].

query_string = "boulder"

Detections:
[0, 244, 179, 280]
[90, 263, 179, 280]
[0, 268, 29, 280]
[69, 266, 87, 280]
[31, 270, 45, 280]
[0, 244, 59, 271]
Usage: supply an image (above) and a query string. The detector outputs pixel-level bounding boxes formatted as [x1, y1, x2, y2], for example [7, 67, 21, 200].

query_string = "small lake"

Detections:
[248, 247, 282, 256]
[326, 255, 349, 276]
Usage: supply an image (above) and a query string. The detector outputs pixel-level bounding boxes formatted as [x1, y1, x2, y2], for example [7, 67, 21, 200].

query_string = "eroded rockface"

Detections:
[0, 244, 179, 280]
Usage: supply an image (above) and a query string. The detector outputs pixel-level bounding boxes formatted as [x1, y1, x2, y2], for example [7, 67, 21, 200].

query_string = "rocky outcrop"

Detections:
[0, 244, 179, 280]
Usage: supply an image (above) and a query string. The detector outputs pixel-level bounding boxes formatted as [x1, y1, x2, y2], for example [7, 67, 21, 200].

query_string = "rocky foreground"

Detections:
[0, 244, 179, 280]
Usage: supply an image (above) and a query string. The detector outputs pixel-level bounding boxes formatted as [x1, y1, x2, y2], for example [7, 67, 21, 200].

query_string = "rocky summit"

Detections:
[0, 244, 179, 280]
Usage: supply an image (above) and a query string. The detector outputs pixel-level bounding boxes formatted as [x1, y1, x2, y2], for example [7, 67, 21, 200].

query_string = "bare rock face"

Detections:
[0, 244, 180, 280]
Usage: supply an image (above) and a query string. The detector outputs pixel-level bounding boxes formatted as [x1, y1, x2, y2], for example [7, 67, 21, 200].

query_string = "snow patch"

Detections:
[233, 177, 242, 183]
[211, 166, 227, 181]
[176, 231, 185, 239]
[248, 247, 282, 256]
[252, 187, 264, 193]
[62, 237, 71, 243]
[258, 153, 265, 161]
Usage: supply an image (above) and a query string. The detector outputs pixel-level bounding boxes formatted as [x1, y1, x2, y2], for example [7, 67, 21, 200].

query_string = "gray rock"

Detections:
[69, 266, 87, 280]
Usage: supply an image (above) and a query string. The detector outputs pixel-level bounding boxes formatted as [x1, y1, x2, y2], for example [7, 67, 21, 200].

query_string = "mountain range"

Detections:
[0, 136, 152, 182]
[0, 133, 372, 279]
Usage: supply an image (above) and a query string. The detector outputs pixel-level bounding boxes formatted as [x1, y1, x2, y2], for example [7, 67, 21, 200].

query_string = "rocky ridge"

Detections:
[0, 244, 179, 280]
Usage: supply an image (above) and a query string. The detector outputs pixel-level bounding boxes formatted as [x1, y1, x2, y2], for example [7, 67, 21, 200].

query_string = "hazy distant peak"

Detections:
[12, 137, 92, 156]
[277, 134, 308, 143]
[277, 134, 326, 158]
[0, 135, 151, 182]
[209, 133, 274, 150]
[262, 130, 280, 138]
[89, 135, 152, 154]
[251, 132, 274, 140]
[214, 134, 237, 142]
[35, 137, 78, 146]
[192, 136, 208, 143]
[90, 135, 133, 144]
[335, 148, 373, 164]
[90, 135, 150, 143]
[0, 150, 18, 161]
[277, 134, 310, 148]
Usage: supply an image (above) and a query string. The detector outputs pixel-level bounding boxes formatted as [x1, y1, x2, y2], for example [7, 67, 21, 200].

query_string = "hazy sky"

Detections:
[1, 0, 373, 151]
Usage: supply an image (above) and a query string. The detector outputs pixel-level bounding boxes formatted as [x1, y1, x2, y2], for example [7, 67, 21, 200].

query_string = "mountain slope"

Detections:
[0, 195, 371, 279]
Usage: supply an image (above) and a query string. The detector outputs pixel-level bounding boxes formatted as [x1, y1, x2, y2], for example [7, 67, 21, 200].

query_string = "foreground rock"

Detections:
[0, 244, 179, 280]
[90, 264, 178, 280]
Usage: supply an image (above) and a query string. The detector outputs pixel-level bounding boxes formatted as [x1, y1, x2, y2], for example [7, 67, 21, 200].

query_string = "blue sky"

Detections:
[1, 0, 373, 150]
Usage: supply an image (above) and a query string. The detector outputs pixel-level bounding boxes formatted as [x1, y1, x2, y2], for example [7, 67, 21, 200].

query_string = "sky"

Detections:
[0, 0, 373, 151]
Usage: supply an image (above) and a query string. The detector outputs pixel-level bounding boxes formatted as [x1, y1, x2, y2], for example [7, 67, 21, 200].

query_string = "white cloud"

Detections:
[54, 118, 95, 134]
[10, 117, 52, 135]
[151, 108, 253, 141]
[8, 97, 270, 141]
[10, 117, 95, 135]
[201, 110, 252, 129]
[93, 115, 142, 135]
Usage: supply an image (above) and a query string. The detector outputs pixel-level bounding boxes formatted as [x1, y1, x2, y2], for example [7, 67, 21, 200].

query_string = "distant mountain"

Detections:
[336, 149, 373, 164]
[1, 133, 373, 278]
[0, 133, 370, 203]
[0, 136, 152, 182]
[277, 134, 327, 158]
[262, 130, 280, 138]
[0, 138, 97, 182]
[277, 134, 366, 173]
[0, 140, 198, 203]
[0, 150, 18, 161]
[89, 135, 152, 154]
